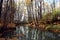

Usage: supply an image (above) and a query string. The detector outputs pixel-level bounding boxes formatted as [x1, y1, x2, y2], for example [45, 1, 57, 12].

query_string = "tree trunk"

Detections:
[53, 0, 55, 10]
[0, 0, 3, 18]
[40, 1, 42, 19]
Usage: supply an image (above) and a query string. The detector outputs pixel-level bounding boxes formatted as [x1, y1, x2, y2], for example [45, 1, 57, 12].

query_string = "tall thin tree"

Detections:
[0, 0, 3, 19]
[53, 0, 55, 9]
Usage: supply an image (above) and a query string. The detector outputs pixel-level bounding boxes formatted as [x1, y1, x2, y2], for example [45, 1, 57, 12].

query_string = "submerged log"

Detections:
[13, 34, 25, 37]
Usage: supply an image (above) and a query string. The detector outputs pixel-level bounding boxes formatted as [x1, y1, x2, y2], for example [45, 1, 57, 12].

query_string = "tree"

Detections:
[38, 0, 43, 19]
[0, 0, 3, 18]
[53, 0, 55, 10]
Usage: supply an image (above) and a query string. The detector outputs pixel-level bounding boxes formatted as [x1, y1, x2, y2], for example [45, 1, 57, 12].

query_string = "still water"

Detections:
[15, 25, 60, 40]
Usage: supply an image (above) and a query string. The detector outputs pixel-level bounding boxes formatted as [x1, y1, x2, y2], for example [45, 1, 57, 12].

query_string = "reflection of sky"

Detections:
[44, 0, 59, 4]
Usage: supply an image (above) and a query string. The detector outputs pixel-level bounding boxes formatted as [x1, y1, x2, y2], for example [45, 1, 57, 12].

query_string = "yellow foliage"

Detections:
[52, 9, 60, 15]
[26, 0, 31, 5]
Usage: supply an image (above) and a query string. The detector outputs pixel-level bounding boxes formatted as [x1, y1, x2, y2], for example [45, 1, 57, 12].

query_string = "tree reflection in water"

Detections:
[15, 25, 59, 40]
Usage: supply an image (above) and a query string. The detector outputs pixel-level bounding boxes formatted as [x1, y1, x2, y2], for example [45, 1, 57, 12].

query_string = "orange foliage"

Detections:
[7, 22, 16, 28]
[0, 23, 3, 27]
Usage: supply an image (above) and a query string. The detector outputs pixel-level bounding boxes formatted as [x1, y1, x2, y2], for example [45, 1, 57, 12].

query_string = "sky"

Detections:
[14, 0, 59, 4]
[44, 0, 59, 4]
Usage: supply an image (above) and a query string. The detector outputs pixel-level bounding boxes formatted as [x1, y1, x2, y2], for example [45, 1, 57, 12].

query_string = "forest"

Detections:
[0, 0, 60, 40]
